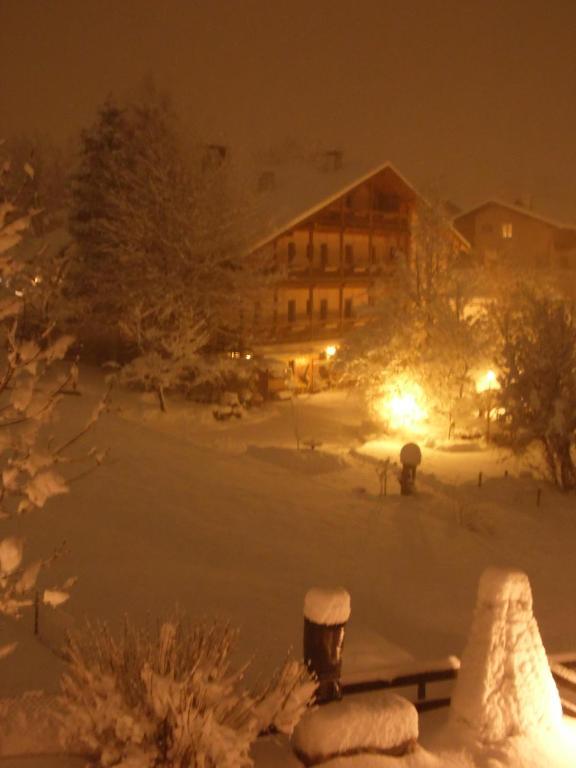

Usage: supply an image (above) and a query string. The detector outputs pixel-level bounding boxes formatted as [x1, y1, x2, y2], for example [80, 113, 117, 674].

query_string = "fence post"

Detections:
[303, 587, 351, 704]
[34, 590, 39, 636]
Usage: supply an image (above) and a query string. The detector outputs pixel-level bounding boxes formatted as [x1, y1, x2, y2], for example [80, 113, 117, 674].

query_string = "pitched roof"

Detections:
[455, 199, 576, 233]
[250, 160, 421, 251]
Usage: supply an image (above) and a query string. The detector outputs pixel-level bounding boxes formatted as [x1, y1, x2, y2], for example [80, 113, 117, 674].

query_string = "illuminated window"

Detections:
[344, 298, 353, 318]
[502, 222, 513, 239]
[287, 300, 296, 322]
[288, 242, 296, 263]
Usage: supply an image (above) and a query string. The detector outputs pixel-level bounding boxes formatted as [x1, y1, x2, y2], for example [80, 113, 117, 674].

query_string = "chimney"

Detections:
[514, 193, 533, 210]
[202, 144, 228, 172]
[322, 149, 344, 172]
[257, 170, 276, 193]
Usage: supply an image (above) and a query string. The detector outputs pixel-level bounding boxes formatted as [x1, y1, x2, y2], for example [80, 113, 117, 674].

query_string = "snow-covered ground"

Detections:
[3, 366, 576, 766]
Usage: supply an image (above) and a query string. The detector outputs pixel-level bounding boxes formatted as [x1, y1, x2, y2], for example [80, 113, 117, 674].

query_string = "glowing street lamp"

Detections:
[373, 377, 428, 434]
[476, 370, 499, 440]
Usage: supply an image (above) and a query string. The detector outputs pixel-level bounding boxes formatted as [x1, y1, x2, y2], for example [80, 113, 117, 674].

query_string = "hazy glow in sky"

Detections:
[1, 0, 575, 218]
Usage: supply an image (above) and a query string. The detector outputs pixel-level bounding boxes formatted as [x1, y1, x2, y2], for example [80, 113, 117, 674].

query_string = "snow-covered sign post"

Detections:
[451, 567, 563, 742]
[303, 587, 351, 703]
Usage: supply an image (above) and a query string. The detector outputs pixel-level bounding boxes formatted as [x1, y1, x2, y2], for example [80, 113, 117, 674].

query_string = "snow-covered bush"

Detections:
[495, 286, 576, 491]
[59, 617, 316, 768]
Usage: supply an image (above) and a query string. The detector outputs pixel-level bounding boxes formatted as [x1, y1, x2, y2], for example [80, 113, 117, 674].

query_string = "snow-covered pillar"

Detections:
[303, 587, 351, 703]
[451, 567, 563, 742]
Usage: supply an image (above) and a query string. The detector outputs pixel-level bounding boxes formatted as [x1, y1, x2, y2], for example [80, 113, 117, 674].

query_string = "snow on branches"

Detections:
[59, 616, 315, 768]
[495, 285, 576, 491]
[0, 150, 106, 633]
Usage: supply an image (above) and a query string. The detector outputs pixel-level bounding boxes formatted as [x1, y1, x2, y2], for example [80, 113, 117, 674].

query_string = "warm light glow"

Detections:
[373, 377, 428, 433]
[476, 369, 500, 393]
[325, 345, 337, 358]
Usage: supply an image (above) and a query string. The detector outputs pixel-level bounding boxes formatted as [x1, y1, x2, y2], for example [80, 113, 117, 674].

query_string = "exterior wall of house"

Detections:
[456, 204, 556, 270]
[251, 166, 416, 348]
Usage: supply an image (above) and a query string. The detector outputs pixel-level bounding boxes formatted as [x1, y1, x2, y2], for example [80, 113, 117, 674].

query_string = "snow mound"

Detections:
[304, 587, 351, 626]
[292, 692, 417, 765]
[451, 566, 563, 742]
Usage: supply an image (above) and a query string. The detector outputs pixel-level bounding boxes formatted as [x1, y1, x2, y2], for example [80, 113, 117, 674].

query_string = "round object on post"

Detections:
[400, 442, 422, 468]
[303, 587, 351, 704]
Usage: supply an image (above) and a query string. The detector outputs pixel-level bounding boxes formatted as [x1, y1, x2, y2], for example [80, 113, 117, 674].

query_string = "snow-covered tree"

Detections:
[1, 135, 69, 237]
[69, 90, 268, 406]
[0, 149, 104, 649]
[338, 200, 491, 436]
[59, 616, 316, 768]
[495, 285, 576, 491]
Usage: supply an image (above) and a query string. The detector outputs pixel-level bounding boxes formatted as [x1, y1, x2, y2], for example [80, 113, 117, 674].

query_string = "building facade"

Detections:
[454, 201, 576, 288]
[250, 163, 419, 353]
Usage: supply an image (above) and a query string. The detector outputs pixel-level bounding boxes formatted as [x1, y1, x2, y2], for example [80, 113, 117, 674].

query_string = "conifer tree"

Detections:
[69, 91, 262, 406]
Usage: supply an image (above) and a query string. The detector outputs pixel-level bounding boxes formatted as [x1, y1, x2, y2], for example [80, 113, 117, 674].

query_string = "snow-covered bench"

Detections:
[341, 656, 460, 712]
[292, 691, 418, 766]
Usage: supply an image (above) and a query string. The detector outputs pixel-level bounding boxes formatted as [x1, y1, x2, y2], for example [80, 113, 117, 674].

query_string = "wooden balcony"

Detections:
[310, 210, 410, 234]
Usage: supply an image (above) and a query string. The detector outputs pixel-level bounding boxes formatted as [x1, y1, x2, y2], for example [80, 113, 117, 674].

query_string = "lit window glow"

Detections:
[373, 377, 428, 433]
[502, 222, 513, 239]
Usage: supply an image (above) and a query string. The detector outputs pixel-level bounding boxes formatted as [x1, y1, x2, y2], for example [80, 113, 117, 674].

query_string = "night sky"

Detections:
[1, 0, 575, 219]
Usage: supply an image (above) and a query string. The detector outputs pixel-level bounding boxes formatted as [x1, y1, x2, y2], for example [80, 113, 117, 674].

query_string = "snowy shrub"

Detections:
[59, 617, 316, 768]
[179, 354, 262, 406]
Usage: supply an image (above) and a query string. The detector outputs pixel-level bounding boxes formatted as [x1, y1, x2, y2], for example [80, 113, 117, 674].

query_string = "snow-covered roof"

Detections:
[455, 199, 576, 233]
[249, 159, 421, 252]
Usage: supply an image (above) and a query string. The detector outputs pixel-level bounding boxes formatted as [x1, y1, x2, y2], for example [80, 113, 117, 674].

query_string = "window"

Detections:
[287, 242, 296, 264]
[502, 222, 513, 239]
[344, 298, 353, 318]
[319, 299, 328, 320]
[320, 243, 328, 269]
[345, 244, 354, 267]
[287, 300, 296, 322]
[373, 192, 399, 212]
[306, 242, 314, 263]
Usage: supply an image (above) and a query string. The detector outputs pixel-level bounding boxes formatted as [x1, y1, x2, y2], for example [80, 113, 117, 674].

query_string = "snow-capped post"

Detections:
[399, 443, 422, 496]
[303, 587, 351, 703]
